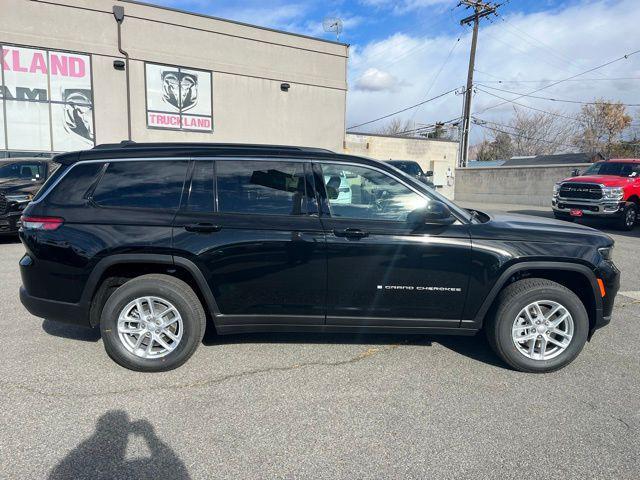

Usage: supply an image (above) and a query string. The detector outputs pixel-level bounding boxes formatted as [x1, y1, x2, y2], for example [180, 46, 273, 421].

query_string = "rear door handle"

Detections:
[184, 223, 222, 233]
[333, 228, 369, 239]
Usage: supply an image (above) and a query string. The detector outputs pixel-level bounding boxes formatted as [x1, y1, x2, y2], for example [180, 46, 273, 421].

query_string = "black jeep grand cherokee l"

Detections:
[19, 143, 619, 373]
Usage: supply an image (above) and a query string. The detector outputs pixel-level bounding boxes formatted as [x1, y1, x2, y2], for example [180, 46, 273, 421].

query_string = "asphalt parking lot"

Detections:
[1, 204, 639, 479]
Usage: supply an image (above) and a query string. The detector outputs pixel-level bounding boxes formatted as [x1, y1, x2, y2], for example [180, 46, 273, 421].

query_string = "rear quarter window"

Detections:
[92, 160, 188, 210]
[44, 163, 105, 207]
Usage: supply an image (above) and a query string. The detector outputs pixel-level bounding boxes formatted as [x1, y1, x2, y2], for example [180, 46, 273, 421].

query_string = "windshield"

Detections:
[389, 161, 423, 176]
[0, 162, 46, 180]
[582, 162, 640, 177]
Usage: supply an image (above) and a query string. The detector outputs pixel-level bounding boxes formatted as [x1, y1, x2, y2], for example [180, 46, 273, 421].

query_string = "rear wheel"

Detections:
[486, 278, 589, 373]
[100, 274, 206, 372]
[617, 203, 637, 231]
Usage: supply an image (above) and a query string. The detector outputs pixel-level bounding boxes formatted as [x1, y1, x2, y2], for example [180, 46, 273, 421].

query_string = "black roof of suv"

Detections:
[18, 143, 620, 373]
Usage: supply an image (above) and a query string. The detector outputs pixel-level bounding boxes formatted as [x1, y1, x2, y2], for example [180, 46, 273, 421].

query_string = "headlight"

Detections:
[602, 187, 624, 200]
[5, 194, 33, 203]
[553, 183, 561, 196]
[598, 246, 614, 262]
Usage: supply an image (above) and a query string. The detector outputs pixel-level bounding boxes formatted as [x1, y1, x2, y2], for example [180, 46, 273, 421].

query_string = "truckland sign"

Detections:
[0, 45, 94, 152]
[145, 62, 213, 132]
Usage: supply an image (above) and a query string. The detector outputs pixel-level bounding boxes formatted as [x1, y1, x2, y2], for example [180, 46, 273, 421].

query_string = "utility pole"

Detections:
[458, 0, 501, 167]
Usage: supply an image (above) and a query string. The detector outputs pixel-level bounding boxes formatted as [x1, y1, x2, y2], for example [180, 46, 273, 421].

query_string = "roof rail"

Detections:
[91, 141, 333, 153]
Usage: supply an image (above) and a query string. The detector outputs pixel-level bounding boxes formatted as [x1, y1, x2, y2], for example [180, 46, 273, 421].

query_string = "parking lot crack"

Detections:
[4, 343, 404, 399]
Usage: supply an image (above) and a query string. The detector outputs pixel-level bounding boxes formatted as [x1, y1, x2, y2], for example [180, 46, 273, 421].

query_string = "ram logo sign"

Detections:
[145, 63, 213, 132]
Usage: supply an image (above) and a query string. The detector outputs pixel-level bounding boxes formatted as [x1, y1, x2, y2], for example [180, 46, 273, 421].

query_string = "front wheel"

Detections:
[486, 278, 589, 373]
[100, 274, 206, 372]
[617, 203, 637, 231]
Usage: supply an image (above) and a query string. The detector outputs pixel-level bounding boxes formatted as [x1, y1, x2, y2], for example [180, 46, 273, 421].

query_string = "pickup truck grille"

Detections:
[558, 183, 602, 200]
[0, 193, 7, 215]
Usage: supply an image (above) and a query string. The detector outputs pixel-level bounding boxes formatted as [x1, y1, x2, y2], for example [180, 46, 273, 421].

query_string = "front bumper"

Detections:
[0, 211, 22, 234]
[589, 259, 620, 339]
[552, 197, 626, 218]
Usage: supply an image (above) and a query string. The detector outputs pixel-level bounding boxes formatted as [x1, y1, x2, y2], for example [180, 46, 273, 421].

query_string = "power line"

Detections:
[476, 48, 640, 114]
[458, 0, 504, 167]
[472, 119, 576, 149]
[346, 87, 461, 131]
[475, 87, 580, 121]
[396, 116, 462, 136]
[473, 76, 640, 84]
[411, 36, 462, 121]
[476, 83, 640, 107]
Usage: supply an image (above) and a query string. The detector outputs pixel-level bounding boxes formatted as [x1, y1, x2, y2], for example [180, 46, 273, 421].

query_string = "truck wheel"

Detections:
[486, 278, 588, 373]
[617, 203, 637, 231]
[100, 274, 206, 372]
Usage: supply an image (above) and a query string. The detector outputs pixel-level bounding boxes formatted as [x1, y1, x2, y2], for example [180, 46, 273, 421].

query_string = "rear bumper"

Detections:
[20, 287, 90, 327]
[552, 198, 626, 218]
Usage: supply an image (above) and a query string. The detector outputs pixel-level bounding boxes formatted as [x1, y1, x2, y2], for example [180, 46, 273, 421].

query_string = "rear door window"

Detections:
[216, 160, 311, 216]
[92, 160, 188, 210]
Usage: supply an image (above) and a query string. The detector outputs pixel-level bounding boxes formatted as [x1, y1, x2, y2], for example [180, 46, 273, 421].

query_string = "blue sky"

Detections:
[145, 0, 639, 140]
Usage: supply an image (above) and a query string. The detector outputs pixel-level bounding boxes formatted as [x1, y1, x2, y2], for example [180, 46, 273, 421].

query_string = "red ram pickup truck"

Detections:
[552, 159, 640, 230]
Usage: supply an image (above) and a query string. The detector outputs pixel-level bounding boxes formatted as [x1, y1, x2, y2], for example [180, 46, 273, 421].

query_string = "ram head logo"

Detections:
[161, 70, 198, 112]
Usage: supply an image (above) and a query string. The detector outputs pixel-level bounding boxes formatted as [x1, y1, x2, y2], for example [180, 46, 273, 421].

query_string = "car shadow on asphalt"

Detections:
[203, 329, 508, 370]
[0, 235, 21, 245]
[48, 410, 191, 480]
[42, 319, 101, 342]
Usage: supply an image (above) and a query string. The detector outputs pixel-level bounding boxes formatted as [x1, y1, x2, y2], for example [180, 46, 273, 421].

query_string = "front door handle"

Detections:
[333, 228, 369, 239]
[184, 223, 222, 233]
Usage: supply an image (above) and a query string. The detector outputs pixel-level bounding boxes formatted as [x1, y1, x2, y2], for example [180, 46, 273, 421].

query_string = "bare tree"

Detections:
[508, 108, 576, 156]
[377, 118, 415, 136]
[573, 99, 632, 156]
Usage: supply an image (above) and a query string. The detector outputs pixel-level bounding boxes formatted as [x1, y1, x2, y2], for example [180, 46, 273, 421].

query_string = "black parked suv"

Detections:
[19, 143, 619, 373]
[386, 160, 434, 188]
[0, 158, 54, 234]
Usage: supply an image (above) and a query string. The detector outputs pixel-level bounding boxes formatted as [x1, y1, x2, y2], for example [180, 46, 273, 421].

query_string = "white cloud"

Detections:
[360, 0, 453, 15]
[355, 68, 404, 91]
[347, 0, 640, 140]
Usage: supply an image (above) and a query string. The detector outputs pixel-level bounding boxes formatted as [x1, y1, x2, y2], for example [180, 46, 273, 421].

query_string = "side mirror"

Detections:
[425, 170, 434, 177]
[407, 201, 456, 228]
[571, 168, 581, 177]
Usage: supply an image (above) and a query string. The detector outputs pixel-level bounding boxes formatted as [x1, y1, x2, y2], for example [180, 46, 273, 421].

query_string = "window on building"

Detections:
[216, 161, 309, 216]
[92, 160, 188, 210]
[0, 44, 94, 153]
[320, 163, 428, 222]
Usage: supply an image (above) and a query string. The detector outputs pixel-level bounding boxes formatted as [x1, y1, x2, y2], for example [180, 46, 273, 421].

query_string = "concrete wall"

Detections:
[455, 164, 589, 207]
[2, 0, 348, 151]
[344, 133, 459, 198]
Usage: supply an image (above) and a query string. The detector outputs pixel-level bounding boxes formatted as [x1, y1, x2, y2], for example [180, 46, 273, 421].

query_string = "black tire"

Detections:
[485, 278, 589, 373]
[100, 274, 206, 372]
[617, 203, 637, 231]
[553, 212, 575, 222]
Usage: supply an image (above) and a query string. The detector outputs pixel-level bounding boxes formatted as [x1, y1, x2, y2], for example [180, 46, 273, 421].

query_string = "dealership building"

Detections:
[1, 0, 348, 155]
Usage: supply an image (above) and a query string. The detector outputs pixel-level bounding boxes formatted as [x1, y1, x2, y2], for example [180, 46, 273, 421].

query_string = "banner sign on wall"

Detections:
[0, 45, 95, 152]
[145, 62, 213, 132]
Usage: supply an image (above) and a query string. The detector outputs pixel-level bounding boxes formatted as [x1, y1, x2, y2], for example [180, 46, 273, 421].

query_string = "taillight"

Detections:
[20, 216, 64, 231]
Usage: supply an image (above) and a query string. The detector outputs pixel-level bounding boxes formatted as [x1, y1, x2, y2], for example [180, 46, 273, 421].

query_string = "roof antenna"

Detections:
[322, 17, 343, 42]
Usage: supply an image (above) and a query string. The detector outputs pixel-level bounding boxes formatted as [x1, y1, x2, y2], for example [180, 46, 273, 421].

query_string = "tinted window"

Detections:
[0, 162, 46, 180]
[321, 163, 428, 222]
[92, 160, 188, 210]
[217, 161, 309, 215]
[582, 162, 640, 177]
[187, 161, 215, 212]
[46, 162, 104, 206]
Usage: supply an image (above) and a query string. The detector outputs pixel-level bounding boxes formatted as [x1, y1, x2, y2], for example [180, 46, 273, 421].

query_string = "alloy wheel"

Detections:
[511, 300, 574, 361]
[117, 296, 183, 359]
